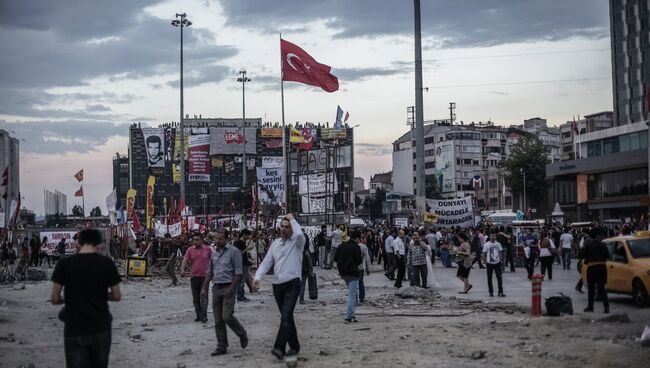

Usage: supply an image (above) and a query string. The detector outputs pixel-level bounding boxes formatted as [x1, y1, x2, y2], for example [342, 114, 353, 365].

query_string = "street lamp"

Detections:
[171, 13, 192, 204]
[520, 167, 526, 217]
[237, 70, 252, 187]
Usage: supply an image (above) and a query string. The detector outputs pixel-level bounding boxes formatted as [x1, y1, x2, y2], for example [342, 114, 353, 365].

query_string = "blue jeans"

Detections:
[343, 277, 359, 320]
[440, 250, 452, 267]
[272, 278, 301, 354]
[64, 330, 112, 368]
[561, 248, 572, 269]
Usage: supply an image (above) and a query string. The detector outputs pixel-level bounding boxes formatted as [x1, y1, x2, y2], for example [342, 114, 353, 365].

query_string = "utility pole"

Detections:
[171, 13, 192, 204]
[413, 0, 426, 197]
[449, 102, 456, 124]
[237, 70, 252, 188]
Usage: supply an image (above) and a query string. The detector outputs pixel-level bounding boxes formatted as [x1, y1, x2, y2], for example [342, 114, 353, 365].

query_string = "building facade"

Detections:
[546, 121, 649, 222]
[0, 129, 20, 227]
[610, 0, 650, 125]
[127, 118, 354, 221]
[112, 153, 129, 210]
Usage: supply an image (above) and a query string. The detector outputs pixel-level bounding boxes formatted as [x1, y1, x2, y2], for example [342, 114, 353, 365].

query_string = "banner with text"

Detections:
[256, 167, 285, 205]
[188, 134, 210, 182]
[425, 196, 474, 227]
[301, 195, 333, 214]
[262, 156, 285, 168]
[210, 128, 257, 154]
[298, 173, 338, 195]
[289, 145, 352, 172]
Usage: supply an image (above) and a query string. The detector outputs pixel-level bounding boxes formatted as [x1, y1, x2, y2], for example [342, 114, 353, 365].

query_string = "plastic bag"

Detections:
[638, 325, 650, 347]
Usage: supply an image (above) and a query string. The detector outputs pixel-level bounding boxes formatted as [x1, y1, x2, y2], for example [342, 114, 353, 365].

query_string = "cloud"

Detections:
[218, 0, 608, 48]
[355, 142, 392, 156]
[1, 120, 130, 154]
[334, 67, 405, 82]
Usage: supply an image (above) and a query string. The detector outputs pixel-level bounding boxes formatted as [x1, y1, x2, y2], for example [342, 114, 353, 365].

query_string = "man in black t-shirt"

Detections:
[50, 228, 122, 368]
[164, 233, 179, 286]
[234, 229, 252, 302]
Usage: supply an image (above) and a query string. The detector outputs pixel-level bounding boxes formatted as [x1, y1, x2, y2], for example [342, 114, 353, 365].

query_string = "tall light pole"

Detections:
[171, 13, 191, 204]
[521, 168, 526, 217]
[413, 0, 426, 197]
[237, 70, 251, 187]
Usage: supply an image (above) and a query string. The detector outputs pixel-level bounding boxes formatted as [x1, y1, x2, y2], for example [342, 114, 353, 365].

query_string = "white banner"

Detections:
[298, 173, 337, 195]
[142, 128, 165, 168]
[425, 196, 474, 227]
[261, 156, 285, 168]
[106, 189, 117, 212]
[154, 222, 182, 238]
[301, 195, 333, 214]
[257, 167, 285, 205]
[39, 231, 78, 256]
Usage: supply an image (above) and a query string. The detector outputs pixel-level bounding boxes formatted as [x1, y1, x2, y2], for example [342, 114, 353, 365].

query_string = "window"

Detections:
[463, 159, 472, 165]
[473, 160, 480, 166]
[489, 179, 497, 188]
[504, 196, 512, 206]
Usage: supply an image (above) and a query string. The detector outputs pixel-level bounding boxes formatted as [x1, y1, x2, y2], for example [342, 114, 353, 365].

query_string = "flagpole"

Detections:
[280, 33, 286, 126]
[82, 183, 85, 218]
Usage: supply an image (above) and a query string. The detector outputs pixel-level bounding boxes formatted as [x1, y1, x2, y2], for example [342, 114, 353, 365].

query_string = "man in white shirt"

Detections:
[253, 214, 305, 367]
[384, 231, 395, 280]
[328, 226, 343, 269]
[559, 228, 574, 270]
[393, 230, 407, 288]
[482, 230, 505, 297]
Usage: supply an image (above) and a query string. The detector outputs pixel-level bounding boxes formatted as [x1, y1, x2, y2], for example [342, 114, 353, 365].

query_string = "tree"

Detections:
[71, 205, 84, 217]
[90, 206, 102, 217]
[499, 136, 548, 210]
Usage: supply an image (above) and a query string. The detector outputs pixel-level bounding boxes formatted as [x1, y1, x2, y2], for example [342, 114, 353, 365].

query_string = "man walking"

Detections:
[384, 230, 395, 280]
[253, 214, 305, 367]
[483, 230, 506, 297]
[328, 225, 343, 269]
[559, 227, 574, 270]
[234, 229, 252, 302]
[50, 228, 121, 368]
[200, 229, 248, 356]
[407, 230, 428, 288]
[164, 233, 179, 286]
[316, 225, 327, 268]
[582, 228, 610, 313]
[393, 230, 407, 289]
[334, 230, 363, 322]
[181, 234, 212, 323]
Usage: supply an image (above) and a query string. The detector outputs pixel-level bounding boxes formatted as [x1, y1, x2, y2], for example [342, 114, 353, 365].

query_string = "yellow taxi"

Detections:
[580, 232, 650, 307]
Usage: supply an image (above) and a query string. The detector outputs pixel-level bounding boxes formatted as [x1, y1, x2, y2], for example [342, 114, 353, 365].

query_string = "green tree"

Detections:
[90, 206, 102, 217]
[499, 136, 547, 210]
[71, 204, 84, 217]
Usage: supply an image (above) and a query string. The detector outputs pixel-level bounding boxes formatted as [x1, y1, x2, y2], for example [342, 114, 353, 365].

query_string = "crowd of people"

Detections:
[4, 215, 638, 368]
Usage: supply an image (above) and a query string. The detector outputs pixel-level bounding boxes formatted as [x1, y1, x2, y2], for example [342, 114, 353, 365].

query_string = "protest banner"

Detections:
[298, 173, 338, 195]
[425, 196, 474, 227]
[39, 231, 78, 256]
[257, 167, 285, 205]
[210, 128, 257, 154]
[141, 128, 165, 168]
[261, 156, 285, 168]
[188, 134, 210, 182]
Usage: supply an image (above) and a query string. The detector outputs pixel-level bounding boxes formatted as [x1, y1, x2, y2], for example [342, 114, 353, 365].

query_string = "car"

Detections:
[580, 232, 650, 307]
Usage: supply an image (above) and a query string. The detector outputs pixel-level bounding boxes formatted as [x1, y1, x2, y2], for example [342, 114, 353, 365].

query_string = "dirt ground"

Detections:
[1, 265, 649, 368]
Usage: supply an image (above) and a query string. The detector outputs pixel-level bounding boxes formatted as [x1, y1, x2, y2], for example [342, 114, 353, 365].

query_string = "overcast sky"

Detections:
[1, 0, 613, 216]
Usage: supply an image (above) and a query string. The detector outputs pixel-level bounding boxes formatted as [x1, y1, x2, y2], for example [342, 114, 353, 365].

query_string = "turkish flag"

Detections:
[281, 39, 339, 93]
[74, 186, 83, 197]
[131, 209, 141, 233]
[74, 169, 84, 182]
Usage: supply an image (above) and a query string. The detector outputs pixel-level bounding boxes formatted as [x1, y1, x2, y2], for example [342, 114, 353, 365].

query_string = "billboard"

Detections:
[141, 128, 165, 168]
[434, 141, 456, 193]
[210, 128, 257, 154]
[188, 134, 210, 182]
[288, 145, 352, 172]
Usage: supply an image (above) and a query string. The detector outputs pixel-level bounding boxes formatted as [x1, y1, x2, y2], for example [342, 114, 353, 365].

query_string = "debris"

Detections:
[318, 349, 330, 356]
[598, 314, 631, 324]
[395, 287, 441, 300]
[179, 349, 193, 356]
[25, 268, 47, 281]
[13, 283, 25, 290]
[471, 350, 487, 360]
[176, 363, 186, 368]
[637, 325, 650, 347]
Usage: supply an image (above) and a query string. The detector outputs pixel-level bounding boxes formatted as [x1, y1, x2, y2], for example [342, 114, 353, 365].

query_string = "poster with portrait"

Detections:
[141, 128, 165, 168]
[164, 128, 175, 162]
[434, 141, 456, 193]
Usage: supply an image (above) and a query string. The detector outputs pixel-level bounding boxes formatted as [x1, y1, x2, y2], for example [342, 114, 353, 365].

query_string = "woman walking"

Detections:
[539, 231, 556, 280]
[455, 232, 473, 294]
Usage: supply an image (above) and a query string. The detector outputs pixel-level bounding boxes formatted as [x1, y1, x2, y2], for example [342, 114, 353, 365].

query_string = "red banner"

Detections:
[188, 134, 210, 182]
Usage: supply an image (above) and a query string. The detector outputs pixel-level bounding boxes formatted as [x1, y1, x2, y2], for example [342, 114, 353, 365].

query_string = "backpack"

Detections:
[545, 293, 573, 316]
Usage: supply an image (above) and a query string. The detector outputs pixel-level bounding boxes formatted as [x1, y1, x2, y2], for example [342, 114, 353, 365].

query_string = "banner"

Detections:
[321, 128, 346, 140]
[435, 141, 456, 193]
[154, 222, 182, 238]
[261, 128, 283, 138]
[289, 127, 302, 143]
[126, 189, 136, 216]
[141, 128, 165, 168]
[261, 156, 285, 168]
[264, 138, 284, 149]
[298, 128, 317, 150]
[301, 195, 332, 213]
[211, 157, 223, 168]
[173, 130, 189, 161]
[425, 196, 473, 227]
[164, 128, 175, 162]
[225, 160, 234, 173]
[146, 176, 155, 230]
[289, 146, 352, 172]
[256, 167, 285, 205]
[39, 231, 78, 256]
[423, 212, 439, 224]
[188, 134, 210, 182]
[298, 173, 338, 195]
[210, 128, 257, 154]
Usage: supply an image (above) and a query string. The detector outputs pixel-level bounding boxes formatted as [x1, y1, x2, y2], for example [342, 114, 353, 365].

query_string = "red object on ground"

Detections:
[531, 274, 543, 317]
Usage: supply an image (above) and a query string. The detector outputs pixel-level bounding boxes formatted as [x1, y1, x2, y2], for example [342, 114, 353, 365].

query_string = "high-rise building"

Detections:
[0, 129, 19, 226]
[112, 153, 129, 210]
[44, 190, 67, 216]
[610, 0, 650, 125]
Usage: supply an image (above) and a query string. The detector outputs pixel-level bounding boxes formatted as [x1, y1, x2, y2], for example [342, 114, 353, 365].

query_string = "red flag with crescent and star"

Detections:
[281, 39, 339, 93]
[74, 169, 84, 182]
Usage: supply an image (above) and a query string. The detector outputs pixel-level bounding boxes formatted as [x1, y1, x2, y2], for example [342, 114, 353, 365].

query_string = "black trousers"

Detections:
[190, 277, 208, 320]
[504, 246, 515, 271]
[385, 254, 396, 279]
[525, 249, 538, 279]
[587, 264, 609, 309]
[412, 264, 428, 288]
[272, 278, 301, 354]
[64, 330, 111, 368]
[486, 263, 503, 295]
[472, 252, 484, 268]
[540, 255, 554, 280]
[394, 256, 406, 288]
